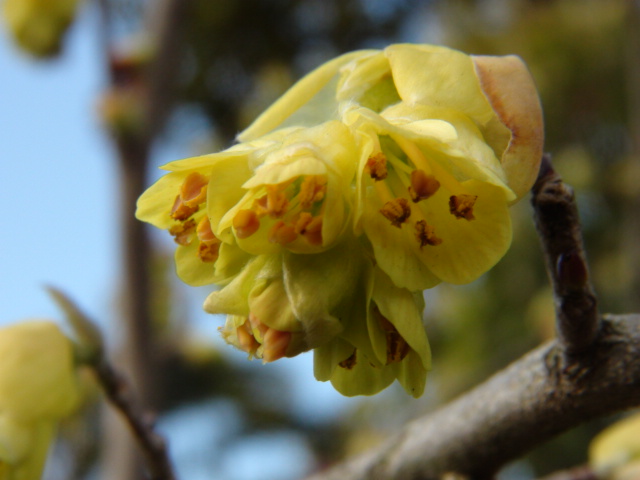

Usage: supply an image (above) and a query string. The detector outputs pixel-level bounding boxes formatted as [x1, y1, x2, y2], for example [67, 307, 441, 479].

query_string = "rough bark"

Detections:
[306, 314, 640, 480]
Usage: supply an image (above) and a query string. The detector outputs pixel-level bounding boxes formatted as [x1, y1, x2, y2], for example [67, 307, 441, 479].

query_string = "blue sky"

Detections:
[0, 11, 116, 326]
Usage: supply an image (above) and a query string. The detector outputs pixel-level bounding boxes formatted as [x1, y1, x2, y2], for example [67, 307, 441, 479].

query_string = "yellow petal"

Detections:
[372, 268, 431, 371]
[248, 278, 302, 333]
[239, 50, 375, 141]
[336, 50, 389, 102]
[136, 172, 188, 230]
[206, 154, 254, 244]
[174, 241, 249, 287]
[203, 255, 279, 317]
[384, 44, 498, 126]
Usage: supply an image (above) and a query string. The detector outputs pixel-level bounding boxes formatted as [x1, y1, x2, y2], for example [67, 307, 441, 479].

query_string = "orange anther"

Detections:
[268, 221, 298, 245]
[415, 220, 443, 247]
[298, 175, 327, 209]
[449, 195, 478, 221]
[197, 216, 217, 244]
[181, 172, 208, 208]
[408, 170, 440, 202]
[197, 242, 220, 262]
[233, 209, 260, 239]
[262, 328, 292, 362]
[365, 153, 388, 181]
[380, 198, 411, 227]
[170, 195, 198, 221]
[169, 219, 196, 245]
[379, 316, 410, 365]
[236, 320, 260, 355]
[266, 185, 289, 218]
[338, 350, 357, 370]
[295, 212, 323, 245]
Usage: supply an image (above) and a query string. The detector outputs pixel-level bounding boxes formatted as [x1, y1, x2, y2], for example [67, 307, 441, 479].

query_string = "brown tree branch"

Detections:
[95, 358, 176, 480]
[98, 0, 192, 478]
[305, 314, 640, 480]
[531, 154, 600, 354]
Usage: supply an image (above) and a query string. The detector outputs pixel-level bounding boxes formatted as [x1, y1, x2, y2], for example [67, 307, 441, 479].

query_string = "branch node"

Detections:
[531, 154, 600, 355]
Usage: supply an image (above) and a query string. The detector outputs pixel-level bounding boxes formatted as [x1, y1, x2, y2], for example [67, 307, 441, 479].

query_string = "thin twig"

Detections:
[95, 358, 176, 480]
[531, 154, 600, 354]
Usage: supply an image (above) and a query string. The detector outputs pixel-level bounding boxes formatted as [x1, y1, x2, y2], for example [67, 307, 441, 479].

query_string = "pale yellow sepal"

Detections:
[472, 55, 545, 200]
[238, 50, 376, 141]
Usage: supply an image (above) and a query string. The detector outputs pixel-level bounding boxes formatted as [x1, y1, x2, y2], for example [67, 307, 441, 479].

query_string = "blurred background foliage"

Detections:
[5, 0, 638, 478]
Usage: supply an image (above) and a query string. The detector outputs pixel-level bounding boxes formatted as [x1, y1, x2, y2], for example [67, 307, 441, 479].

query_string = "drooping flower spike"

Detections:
[136, 43, 543, 397]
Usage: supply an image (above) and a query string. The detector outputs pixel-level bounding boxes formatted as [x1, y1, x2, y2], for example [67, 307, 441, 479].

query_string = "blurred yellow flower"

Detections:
[590, 413, 640, 480]
[2, 0, 81, 57]
[0, 321, 81, 480]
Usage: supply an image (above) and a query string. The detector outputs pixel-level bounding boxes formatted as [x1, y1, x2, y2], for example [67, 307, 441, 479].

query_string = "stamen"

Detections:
[295, 212, 323, 245]
[236, 320, 260, 355]
[170, 195, 198, 221]
[266, 185, 289, 218]
[380, 198, 411, 227]
[268, 221, 298, 245]
[233, 209, 260, 239]
[379, 317, 410, 365]
[197, 243, 219, 262]
[338, 350, 357, 370]
[196, 216, 220, 262]
[169, 219, 196, 245]
[196, 216, 216, 243]
[415, 220, 443, 247]
[365, 152, 388, 181]
[180, 172, 208, 208]
[449, 195, 478, 221]
[248, 313, 269, 341]
[252, 195, 269, 217]
[408, 170, 440, 202]
[298, 175, 327, 209]
[262, 328, 292, 362]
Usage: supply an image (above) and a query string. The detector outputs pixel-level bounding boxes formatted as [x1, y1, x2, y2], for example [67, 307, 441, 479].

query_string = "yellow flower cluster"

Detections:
[137, 44, 543, 397]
